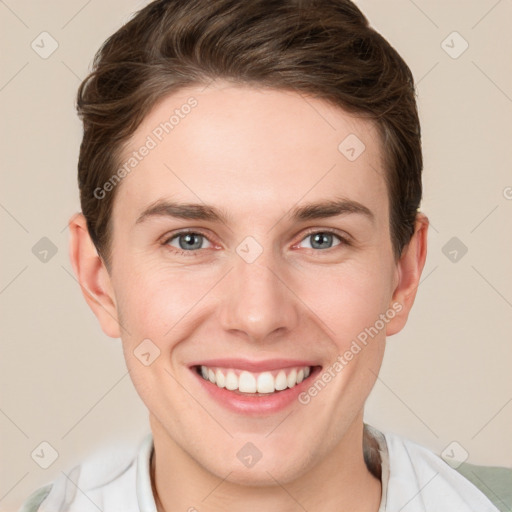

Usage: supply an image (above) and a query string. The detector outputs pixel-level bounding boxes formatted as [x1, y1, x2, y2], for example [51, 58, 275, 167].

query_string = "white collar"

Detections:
[135, 432, 158, 512]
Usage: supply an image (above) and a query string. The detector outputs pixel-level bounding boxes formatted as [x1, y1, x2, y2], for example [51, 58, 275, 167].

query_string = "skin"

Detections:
[69, 81, 428, 512]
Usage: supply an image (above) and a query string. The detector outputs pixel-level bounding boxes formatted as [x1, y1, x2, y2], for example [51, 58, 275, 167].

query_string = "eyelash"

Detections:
[161, 228, 351, 257]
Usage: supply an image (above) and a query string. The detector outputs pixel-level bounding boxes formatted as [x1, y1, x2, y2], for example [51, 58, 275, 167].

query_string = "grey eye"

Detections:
[169, 233, 211, 251]
[300, 232, 341, 250]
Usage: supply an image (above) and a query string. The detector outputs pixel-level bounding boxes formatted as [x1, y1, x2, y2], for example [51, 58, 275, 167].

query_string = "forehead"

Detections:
[112, 81, 388, 225]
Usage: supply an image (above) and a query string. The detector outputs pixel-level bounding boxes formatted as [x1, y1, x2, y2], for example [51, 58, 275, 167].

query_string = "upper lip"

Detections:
[189, 358, 320, 372]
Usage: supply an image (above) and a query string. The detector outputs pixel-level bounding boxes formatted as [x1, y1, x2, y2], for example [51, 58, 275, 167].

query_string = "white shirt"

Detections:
[19, 426, 500, 512]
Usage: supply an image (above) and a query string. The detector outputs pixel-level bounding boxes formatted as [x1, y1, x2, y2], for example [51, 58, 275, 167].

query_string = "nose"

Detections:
[217, 248, 300, 343]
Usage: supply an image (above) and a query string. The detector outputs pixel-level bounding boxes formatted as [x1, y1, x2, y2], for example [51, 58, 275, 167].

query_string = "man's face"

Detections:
[105, 82, 403, 484]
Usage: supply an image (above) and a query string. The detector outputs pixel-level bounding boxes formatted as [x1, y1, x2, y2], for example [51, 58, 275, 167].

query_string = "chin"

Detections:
[202, 448, 311, 487]
[223, 465, 297, 487]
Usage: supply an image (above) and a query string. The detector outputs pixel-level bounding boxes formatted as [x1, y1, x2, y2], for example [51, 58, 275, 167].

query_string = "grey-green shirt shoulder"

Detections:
[456, 462, 512, 512]
[18, 484, 53, 512]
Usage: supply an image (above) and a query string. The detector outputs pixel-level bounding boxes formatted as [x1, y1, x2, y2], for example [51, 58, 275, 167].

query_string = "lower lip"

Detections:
[191, 366, 322, 416]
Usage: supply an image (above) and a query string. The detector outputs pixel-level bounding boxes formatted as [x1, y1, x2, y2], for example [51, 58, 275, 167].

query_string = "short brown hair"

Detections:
[77, 0, 422, 268]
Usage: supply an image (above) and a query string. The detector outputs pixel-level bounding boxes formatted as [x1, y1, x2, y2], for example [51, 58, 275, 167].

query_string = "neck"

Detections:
[150, 416, 382, 512]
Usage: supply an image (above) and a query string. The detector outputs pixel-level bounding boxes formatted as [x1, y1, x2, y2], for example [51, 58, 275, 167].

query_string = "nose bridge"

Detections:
[218, 241, 299, 341]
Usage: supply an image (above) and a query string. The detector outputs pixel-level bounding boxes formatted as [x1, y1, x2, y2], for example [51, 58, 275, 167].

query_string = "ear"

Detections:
[386, 213, 429, 336]
[68, 213, 121, 338]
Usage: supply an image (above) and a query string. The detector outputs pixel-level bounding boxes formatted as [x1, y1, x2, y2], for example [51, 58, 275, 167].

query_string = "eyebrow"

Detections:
[135, 198, 374, 225]
[289, 198, 374, 223]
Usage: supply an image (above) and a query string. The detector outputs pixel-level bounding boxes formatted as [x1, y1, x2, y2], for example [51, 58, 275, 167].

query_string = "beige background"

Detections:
[1, 0, 511, 510]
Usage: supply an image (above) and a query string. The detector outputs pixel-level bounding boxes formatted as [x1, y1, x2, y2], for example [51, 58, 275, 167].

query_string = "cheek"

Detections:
[296, 259, 394, 345]
[114, 262, 215, 345]
[113, 265, 205, 404]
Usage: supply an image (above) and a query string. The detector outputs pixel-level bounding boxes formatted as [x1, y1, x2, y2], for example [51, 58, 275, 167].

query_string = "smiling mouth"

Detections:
[194, 365, 320, 395]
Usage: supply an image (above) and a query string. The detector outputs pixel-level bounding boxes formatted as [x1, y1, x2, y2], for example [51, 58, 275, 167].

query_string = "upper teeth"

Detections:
[200, 366, 311, 394]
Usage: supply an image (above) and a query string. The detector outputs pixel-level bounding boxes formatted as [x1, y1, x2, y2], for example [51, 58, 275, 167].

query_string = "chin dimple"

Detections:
[198, 365, 311, 394]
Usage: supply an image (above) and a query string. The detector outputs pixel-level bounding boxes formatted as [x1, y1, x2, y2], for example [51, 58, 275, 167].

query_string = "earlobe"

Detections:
[386, 213, 429, 337]
[68, 213, 121, 339]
